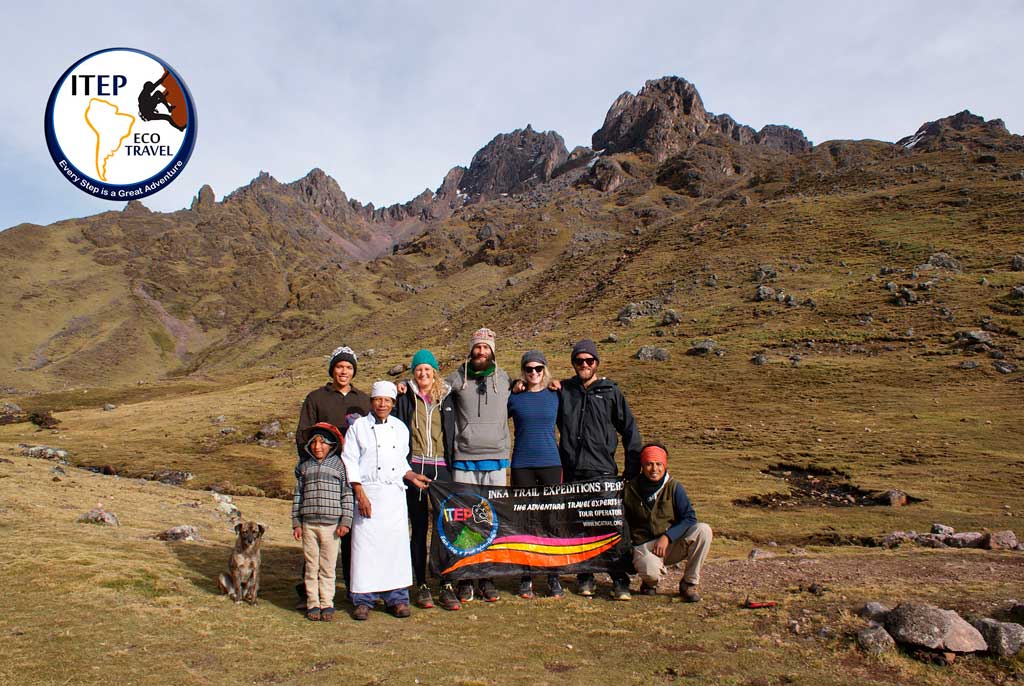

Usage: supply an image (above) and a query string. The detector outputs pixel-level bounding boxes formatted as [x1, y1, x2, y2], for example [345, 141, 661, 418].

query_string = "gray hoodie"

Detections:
[445, 364, 512, 462]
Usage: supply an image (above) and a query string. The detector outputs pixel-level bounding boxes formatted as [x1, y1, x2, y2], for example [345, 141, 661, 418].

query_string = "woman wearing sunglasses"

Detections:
[507, 349, 565, 599]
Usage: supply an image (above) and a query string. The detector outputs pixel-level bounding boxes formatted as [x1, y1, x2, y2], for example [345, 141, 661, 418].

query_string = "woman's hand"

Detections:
[292, 526, 302, 541]
[405, 471, 431, 490]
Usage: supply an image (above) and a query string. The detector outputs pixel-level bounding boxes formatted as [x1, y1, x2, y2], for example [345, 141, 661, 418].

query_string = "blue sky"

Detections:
[3, 1, 1022, 230]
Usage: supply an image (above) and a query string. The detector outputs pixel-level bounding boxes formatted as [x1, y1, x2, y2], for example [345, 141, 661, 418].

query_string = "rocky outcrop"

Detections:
[592, 76, 812, 163]
[458, 125, 568, 200]
[897, 110, 1023, 152]
[190, 184, 216, 212]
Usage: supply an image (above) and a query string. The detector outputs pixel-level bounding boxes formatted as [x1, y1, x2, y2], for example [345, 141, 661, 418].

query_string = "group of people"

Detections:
[290, 328, 712, 621]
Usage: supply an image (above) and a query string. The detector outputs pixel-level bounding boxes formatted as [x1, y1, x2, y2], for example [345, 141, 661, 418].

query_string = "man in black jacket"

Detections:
[557, 339, 642, 599]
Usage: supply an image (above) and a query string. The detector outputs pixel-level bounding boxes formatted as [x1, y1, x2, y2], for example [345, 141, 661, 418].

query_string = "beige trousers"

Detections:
[302, 523, 340, 608]
[632, 522, 712, 586]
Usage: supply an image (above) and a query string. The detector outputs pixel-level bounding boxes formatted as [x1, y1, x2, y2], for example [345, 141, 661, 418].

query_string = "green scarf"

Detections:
[467, 361, 496, 379]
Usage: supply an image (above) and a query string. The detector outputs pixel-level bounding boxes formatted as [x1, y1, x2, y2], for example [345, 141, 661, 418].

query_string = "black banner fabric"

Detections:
[428, 477, 630, 580]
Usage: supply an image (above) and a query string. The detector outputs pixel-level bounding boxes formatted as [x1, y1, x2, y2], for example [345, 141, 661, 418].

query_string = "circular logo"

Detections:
[44, 48, 197, 201]
[437, 493, 499, 556]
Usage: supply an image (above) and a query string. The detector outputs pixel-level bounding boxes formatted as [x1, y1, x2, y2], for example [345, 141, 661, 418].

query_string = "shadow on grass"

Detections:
[166, 538, 315, 615]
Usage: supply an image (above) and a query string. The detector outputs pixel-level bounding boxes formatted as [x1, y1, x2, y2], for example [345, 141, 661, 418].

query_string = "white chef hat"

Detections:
[371, 380, 398, 399]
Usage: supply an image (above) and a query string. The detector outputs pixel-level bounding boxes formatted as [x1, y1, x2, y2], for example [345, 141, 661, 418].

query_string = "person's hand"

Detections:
[653, 534, 670, 558]
[292, 526, 302, 541]
[353, 484, 372, 518]
[396, 381, 408, 395]
[548, 379, 562, 391]
[405, 471, 431, 490]
[336, 525, 350, 538]
[511, 379, 525, 394]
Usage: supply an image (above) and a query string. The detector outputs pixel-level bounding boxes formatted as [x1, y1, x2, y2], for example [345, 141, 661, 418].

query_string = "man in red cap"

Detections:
[621, 442, 712, 602]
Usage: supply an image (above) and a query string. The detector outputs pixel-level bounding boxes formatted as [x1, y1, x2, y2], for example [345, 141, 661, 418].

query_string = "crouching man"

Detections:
[622, 442, 712, 602]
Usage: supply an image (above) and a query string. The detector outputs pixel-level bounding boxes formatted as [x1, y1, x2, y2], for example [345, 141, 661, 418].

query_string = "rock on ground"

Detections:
[157, 525, 202, 542]
[635, 346, 670, 361]
[884, 603, 987, 653]
[970, 618, 1024, 656]
[77, 508, 119, 526]
[859, 602, 891, 622]
[858, 624, 896, 655]
[983, 530, 1019, 550]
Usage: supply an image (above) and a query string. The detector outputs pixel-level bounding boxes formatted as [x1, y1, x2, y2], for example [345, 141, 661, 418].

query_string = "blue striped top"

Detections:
[508, 389, 561, 469]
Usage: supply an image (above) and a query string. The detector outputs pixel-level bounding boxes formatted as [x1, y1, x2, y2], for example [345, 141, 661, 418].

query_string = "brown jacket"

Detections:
[294, 384, 371, 459]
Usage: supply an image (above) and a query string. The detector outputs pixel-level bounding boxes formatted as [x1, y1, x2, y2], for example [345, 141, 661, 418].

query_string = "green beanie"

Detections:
[410, 349, 439, 370]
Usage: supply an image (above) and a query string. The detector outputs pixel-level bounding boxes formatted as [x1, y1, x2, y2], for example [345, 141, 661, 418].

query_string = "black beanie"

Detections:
[327, 346, 358, 378]
[571, 339, 599, 362]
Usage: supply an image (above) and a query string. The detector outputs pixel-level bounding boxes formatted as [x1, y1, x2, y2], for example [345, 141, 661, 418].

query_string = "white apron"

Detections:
[350, 481, 412, 593]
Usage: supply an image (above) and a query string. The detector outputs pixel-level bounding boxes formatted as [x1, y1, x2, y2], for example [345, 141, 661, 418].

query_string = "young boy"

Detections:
[622, 442, 713, 602]
[291, 422, 353, 621]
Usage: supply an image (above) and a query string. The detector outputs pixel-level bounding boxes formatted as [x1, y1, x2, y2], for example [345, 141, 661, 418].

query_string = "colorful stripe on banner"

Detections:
[441, 532, 621, 574]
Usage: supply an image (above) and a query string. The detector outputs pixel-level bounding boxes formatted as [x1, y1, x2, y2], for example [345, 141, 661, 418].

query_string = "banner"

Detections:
[428, 477, 629, 579]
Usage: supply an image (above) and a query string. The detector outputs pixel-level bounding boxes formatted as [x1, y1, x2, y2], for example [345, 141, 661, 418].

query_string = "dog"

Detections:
[217, 521, 266, 604]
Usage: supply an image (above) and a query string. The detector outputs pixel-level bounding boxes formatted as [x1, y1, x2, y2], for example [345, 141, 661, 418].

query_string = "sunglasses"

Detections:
[524, 365, 545, 374]
[572, 357, 598, 367]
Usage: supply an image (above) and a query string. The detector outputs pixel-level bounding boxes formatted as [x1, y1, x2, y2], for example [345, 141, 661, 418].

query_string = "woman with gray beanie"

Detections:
[507, 349, 564, 599]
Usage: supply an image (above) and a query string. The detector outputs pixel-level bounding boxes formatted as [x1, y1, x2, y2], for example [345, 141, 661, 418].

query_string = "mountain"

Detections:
[2, 75, 1022, 394]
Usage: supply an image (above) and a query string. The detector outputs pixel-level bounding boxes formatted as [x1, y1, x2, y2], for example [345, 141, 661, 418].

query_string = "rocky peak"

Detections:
[122, 200, 151, 215]
[288, 168, 352, 220]
[593, 76, 711, 161]
[897, 110, 1018, 152]
[458, 125, 568, 200]
[190, 184, 216, 212]
[592, 76, 812, 161]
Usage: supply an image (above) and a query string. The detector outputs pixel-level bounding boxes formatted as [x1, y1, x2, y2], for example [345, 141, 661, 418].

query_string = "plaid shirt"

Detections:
[291, 453, 354, 529]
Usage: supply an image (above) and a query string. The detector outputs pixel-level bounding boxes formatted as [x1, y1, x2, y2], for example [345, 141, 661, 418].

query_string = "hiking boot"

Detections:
[457, 580, 475, 602]
[479, 578, 500, 602]
[639, 582, 658, 596]
[517, 577, 535, 600]
[416, 583, 435, 609]
[305, 607, 321, 621]
[680, 581, 701, 603]
[351, 604, 370, 620]
[577, 574, 596, 597]
[438, 583, 462, 611]
[611, 578, 632, 601]
[389, 603, 411, 618]
[547, 575, 565, 599]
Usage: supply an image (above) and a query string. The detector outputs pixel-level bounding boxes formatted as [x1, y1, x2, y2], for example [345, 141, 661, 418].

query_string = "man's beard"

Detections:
[471, 351, 495, 371]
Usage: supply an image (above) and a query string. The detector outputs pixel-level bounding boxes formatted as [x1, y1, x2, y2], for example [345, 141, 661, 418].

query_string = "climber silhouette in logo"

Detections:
[137, 70, 188, 131]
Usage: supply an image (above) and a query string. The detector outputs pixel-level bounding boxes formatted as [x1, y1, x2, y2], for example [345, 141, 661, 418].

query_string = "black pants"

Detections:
[407, 463, 451, 586]
[511, 466, 563, 488]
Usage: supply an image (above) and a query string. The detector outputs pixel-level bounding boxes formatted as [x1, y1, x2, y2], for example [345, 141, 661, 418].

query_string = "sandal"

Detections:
[306, 607, 321, 621]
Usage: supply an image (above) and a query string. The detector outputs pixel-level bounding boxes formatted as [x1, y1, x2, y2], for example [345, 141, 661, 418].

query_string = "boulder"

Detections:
[256, 420, 281, 439]
[1, 402, 22, 414]
[388, 364, 406, 376]
[754, 285, 775, 302]
[217, 501, 241, 519]
[686, 340, 717, 356]
[151, 469, 194, 486]
[982, 530, 1018, 550]
[219, 427, 237, 435]
[859, 602, 892, 622]
[77, 507, 119, 526]
[751, 354, 768, 366]
[755, 265, 777, 282]
[858, 624, 896, 655]
[993, 361, 1017, 374]
[659, 309, 680, 326]
[635, 346, 670, 362]
[19, 444, 69, 462]
[747, 548, 775, 561]
[959, 361, 979, 370]
[880, 489, 909, 507]
[1011, 255, 1024, 271]
[969, 618, 1024, 656]
[102, 403, 116, 411]
[885, 603, 987, 652]
[603, 333, 619, 343]
[946, 531, 984, 548]
[880, 531, 917, 549]
[157, 525, 202, 542]
[927, 252, 962, 271]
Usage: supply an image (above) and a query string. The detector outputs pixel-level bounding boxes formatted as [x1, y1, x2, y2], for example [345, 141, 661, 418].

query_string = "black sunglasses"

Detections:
[524, 365, 545, 373]
[572, 357, 598, 367]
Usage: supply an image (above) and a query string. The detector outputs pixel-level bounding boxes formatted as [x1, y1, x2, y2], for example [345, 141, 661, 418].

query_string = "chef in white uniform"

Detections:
[343, 380, 431, 619]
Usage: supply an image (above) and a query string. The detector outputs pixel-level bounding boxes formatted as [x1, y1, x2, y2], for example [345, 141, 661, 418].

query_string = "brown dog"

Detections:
[217, 521, 266, 604]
